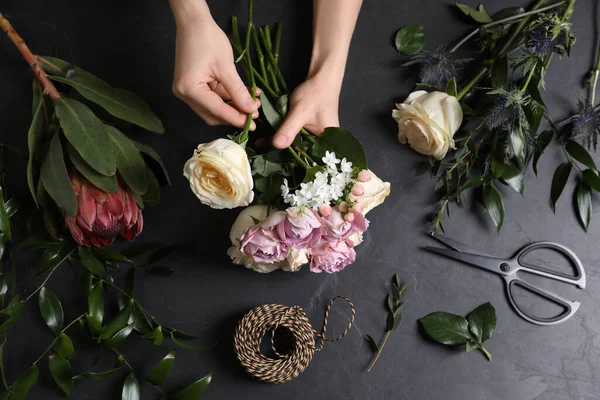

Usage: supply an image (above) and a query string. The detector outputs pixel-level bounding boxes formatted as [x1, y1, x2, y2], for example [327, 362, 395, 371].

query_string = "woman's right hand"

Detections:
[170, 0, 260, 130]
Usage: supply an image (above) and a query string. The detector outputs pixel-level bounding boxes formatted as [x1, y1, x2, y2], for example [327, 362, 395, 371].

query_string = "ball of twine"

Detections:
[233, 296, 355, 384]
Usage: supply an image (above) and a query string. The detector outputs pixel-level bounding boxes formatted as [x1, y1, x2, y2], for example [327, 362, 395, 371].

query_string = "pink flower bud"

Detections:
[358, 170, 372, 182]
[344, 212, 355, 223]
[338, 202, 349, 212]
[347, 193, 358, 202]
[319, 204, 332, 217]
[351, 203, 363, 214]
[351, 183, 364, 196]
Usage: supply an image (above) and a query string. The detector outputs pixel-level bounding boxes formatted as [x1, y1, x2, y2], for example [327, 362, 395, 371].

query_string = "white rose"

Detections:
[227, 205, 307, 273]
[357, 170, 391, 215]
[392, 91, 463, 160]
[183, 138, 254, 209]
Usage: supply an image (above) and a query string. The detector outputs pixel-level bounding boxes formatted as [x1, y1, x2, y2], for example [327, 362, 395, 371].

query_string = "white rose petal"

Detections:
[357, 170, 391, 215]
[392, 91, 463, 160]
[183, 138, 254, 209]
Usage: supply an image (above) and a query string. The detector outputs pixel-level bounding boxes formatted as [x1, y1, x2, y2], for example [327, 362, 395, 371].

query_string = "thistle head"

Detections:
[571, 101, 600, 150]
[525, 13, 575, 57]
[484, 88, 530, 131]
[404, 47, 469, 88]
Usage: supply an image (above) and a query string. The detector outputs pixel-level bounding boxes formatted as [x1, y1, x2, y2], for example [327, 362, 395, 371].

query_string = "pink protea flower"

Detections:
[309, 239, 356, 273]
[65, 171, 143, 248]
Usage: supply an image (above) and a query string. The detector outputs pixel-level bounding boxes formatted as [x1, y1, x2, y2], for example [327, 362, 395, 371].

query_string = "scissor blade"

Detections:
[424, 246, 504, 274]
[430, 232, 496, 258]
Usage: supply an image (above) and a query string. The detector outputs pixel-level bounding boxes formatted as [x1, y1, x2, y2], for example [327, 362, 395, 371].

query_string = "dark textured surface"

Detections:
[1, 0, 600, 399]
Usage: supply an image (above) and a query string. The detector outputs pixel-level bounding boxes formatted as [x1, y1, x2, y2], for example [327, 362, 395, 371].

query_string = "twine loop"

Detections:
[233, 296, 355, 384]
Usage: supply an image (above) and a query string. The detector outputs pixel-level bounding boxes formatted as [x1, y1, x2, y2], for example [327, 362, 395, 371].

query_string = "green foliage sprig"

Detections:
[394, 0, 577, 232]
[366, 275, 409, 372]
[419, 303, 497, 361]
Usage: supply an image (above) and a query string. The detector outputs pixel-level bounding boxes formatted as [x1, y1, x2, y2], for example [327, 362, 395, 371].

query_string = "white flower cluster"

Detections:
[281, 151, 354, 209]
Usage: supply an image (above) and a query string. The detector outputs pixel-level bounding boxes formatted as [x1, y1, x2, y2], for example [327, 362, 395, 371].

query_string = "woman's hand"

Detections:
[170, 0, 260, 130]
[273, 74, 340, 148]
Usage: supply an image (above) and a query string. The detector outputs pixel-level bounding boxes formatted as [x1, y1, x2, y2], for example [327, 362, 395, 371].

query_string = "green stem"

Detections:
[260, 28, 281, 94]
[520, 65, 537, 93]
[288, 147, 309, 169]
[300, 128, 317, 143]
[591, 41, 600, 105]
[251, 26, 268, 84]
[449, 1, 567, 53]
[31, 314, 85, 366]
[111, 349, 135, 372]
[240, 0, 256, 140]
[24, 248, 76, 302]
[367, 331, 390, 372]
[294, 146, 316, 165]
[455, 0, 548, 101]
[274, 22, 282, 64]
[478, 344, 492, 361]
[260, 27, 289, 93]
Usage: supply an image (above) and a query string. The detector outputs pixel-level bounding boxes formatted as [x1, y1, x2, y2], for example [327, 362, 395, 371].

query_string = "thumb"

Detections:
[219, 64, 258, 113]
[273, 107, 309, 149]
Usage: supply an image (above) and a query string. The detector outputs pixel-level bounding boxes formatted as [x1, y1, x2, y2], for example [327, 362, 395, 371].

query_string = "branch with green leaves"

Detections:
[366, 275, 409, 372]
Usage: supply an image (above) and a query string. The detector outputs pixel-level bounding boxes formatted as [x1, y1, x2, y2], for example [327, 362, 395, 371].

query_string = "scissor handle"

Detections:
[504, 276, 580, 326]
[513, 242, 586, 289]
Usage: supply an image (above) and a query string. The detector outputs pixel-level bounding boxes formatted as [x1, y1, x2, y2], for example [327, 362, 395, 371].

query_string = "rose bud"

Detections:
[65, 171, 143, 248]
[351, 203, 363, 214]
[344, 212, 355, 223]
[319, 203, 333, 217]
[358, 170, 372, 182]
[351, 183, 364, 196]
[338, 201, 349, 212]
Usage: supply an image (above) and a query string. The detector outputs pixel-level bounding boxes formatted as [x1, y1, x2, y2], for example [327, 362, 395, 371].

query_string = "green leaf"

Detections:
[533, 129, 553, 176]
[419, 312, 474, 345]
[465, 340, 478, 352]
[133, 141, 171, 186]
[491, 7, 524, 21]
[461, 175, 483, 191]
[87, 366, 124, 381]
[122, 372, 140, 400]
[510, 128, 526, 164]
[131, 303, 153, 334]
[173, 371, 212, 400]
[79, 246, 106, 278]
[395, 25, 425, 55]
[318, 127, 367, 170]
[36, 247, 63, 275]
[39, 287, 64, 336]
[99, 303, 132, 340]
[143, 326, 164, 346]
[27, 98, 45, 207]
[170, 332, 210, 351]
[259, 92, 283, 131]
[252, 155, 283, 177]
[68, 144, 118, 193]
[366, 335, 379, 353]
[40, 133, 78, 216]
[0, 338, 6, 389]
[0, 296, 24, 317]
[92, 247, 131, 263]
[386, 294, 395, 313]
[276, 95, 289, 117]
[583, 169, 600, 192]
[54, 97, 116, 176]
[501, 165, 524, 195]
[566, 140, 596, 171]
[87, 283, 104, 334]
[456, 3, 493, 23]
[55, 333, 75, 359]
[551, 162, 573, 211]
[143, 167, 161, 205]
[576, 182, 592, 231]
[446, 77, 457, 97]
[482, 184, 504, 232]
[45, 60, 164, 133]
[19, 236, 63, 250]
[105, 323, 135, 349]
[48, 352, 74, 396]
[491, 56, 508, 88]
[0, 189, 10, 241]
[147, 350, 176, 386]
[107, 126, 148, 194]
[12, 365, 39, 392]
[466, 303, 496, 343]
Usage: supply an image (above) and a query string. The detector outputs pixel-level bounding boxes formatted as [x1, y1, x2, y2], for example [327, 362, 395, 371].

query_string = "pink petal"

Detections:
[95, 204, 112, 229]
[106, 192, 124, 218]
[66, 215, 87, 246]
[76, 183, 96, 231]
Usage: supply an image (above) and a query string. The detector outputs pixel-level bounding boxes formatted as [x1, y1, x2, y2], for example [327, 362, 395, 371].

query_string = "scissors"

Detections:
[426, 232, 586, 326]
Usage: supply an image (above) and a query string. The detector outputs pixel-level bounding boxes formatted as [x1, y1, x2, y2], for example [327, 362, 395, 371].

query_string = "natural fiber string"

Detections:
[233, 296, 355, 384]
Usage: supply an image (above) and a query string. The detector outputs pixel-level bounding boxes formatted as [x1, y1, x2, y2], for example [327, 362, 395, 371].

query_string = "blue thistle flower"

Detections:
[404, 47, 469, 88]
[526, 25, 565, 57]
[484, 89, 529, 131]
[570, 101, 600, 150]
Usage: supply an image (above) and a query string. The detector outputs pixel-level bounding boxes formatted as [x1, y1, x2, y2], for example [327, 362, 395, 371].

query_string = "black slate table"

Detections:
[1, 0, 600, 399]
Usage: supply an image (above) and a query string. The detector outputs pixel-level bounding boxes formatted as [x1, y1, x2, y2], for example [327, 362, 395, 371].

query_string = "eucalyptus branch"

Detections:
[0, 12, 61, 100]
[449, 0, 567, 54]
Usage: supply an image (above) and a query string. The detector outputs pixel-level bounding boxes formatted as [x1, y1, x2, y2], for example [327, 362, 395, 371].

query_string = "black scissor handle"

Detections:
[514, 242, 586, 289]
[504, 277, 580, 326]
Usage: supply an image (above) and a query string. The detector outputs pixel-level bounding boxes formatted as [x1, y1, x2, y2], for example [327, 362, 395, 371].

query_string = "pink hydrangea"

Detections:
[309, 239, 356, 273]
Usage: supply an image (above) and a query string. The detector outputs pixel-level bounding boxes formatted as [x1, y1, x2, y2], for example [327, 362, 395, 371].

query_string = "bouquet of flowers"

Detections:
[183, 3, 390, 274]
[390, 0, 577, 231]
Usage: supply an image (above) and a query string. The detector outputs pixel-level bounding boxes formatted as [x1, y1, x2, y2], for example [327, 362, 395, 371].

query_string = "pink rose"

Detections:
[309, 240, 356, 273]
[239, 217, 289, 263]
[275, 207, 323, 249]
[321, 208, 369, 240]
